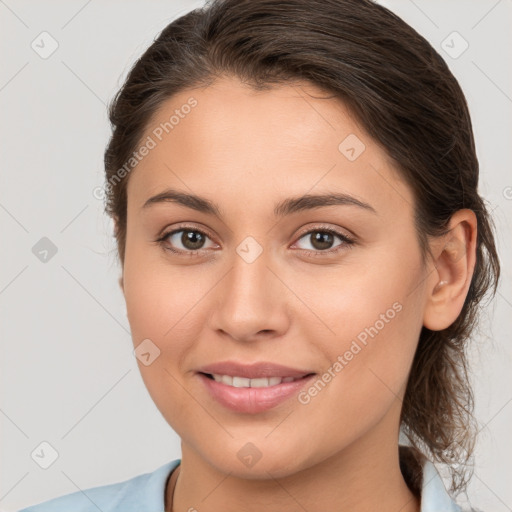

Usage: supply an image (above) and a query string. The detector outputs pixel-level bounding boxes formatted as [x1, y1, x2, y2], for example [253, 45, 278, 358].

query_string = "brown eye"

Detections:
[159, 228, 216, 254]
[179, 230, 206, 250]
[309, 231, 336, 250]
[294, 228, 354, 256]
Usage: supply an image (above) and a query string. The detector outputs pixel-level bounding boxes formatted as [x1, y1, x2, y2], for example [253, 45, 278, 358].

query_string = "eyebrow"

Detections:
[142, 188, 377, 218]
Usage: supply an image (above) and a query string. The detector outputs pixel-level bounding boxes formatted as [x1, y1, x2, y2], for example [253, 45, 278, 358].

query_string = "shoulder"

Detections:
[17, 459, 181, 512]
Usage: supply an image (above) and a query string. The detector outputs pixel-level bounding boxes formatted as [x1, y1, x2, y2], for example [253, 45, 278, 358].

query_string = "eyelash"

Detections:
[155, 223, 355, 258]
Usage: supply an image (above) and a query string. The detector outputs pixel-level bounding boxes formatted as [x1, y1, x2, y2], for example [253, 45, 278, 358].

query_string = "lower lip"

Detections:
[197, 373, 316, 414]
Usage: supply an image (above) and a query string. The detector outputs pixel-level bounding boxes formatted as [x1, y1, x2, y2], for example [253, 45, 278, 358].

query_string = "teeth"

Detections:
[249, 377, 270, 387]
[210, 374, 301, 387]
[232, 376, 250, 387]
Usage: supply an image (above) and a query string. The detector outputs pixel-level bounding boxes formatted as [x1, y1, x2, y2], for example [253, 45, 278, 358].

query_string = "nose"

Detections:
[208, 248, 291, 343]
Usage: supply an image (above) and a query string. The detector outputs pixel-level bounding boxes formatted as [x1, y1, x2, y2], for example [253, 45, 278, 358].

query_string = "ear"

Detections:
[423, 209, 477, 331]
[113, 214, 120, 238]
[113, 215, 124, 294]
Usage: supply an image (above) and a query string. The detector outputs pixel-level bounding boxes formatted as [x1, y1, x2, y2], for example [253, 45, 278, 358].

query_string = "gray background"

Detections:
[1, 1, 510, 511]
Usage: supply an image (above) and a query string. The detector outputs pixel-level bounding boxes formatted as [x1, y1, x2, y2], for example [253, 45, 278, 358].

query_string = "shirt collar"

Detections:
[420, 456, 462, 511]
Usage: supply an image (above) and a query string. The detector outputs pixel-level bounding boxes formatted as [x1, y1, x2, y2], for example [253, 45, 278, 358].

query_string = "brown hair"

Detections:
[103, 0, 500, 496]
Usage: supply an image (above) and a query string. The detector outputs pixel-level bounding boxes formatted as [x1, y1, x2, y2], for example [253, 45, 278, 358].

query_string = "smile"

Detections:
[197, 371, 316, 414]
[207, 373, 303, 387]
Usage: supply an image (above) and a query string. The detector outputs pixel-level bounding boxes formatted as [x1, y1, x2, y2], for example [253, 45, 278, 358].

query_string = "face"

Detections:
[121, 76, 430, 478]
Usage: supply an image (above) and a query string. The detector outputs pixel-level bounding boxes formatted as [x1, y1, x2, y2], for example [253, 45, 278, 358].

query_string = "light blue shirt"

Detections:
[18, 456, 463, 512]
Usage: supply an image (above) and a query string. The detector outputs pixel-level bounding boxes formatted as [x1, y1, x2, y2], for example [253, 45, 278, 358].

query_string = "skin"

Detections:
[118, 76, 477, 512]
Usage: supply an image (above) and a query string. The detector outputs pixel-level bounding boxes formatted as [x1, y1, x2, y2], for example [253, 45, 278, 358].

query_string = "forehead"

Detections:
[126, 76, 413, 220]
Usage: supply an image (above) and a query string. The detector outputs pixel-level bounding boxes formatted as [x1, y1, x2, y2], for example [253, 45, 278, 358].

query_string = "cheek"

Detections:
[122, 247, 221, 414]
[123, 236, 211, 345]
[122, 251, 208, 427]
[292, 236, 425, 404]
[292, 235, 423, 349]
[285, 289, 422, 461]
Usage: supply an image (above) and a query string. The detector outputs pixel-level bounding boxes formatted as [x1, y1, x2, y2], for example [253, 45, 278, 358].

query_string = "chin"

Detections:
[201, 440, 314, 480]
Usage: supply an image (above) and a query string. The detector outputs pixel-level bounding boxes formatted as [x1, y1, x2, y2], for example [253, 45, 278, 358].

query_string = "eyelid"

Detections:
[157, 222, 217, 242]
[156, 223, 219, 251]
[290, 225, 355, 256]
[293, 223, 355, 242]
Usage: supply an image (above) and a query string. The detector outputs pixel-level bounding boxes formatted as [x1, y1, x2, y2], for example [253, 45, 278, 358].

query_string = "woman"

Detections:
[18, 0, 500, 510]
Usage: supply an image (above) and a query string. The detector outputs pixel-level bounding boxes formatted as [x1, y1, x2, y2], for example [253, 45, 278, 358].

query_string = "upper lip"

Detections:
[197, 361, 315, 379]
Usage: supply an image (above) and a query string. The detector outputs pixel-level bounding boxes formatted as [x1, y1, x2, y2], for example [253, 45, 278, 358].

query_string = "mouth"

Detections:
[196, 363, 317, 414]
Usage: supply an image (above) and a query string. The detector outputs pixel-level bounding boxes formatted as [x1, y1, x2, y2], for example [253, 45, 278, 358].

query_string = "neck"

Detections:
[168, 427, 420, 512]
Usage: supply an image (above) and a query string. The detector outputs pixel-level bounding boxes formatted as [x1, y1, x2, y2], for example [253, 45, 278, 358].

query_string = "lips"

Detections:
[196, 361, 316, 413]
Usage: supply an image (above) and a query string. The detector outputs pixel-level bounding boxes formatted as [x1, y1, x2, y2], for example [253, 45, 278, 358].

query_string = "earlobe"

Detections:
[422, 209, 477, 331]
[118, 276, 124, 293]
